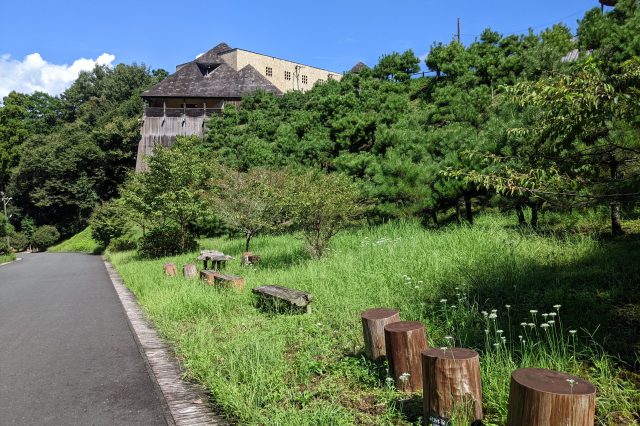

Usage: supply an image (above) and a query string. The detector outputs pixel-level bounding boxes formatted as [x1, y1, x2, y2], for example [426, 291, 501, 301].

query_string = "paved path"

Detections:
[0, 253, 168, 426]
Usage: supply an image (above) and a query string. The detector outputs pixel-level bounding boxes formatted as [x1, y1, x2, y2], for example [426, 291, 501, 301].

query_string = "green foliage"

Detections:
[121, 137, 218, 255]
[20, 216, 36, 242]
[137, 224, 197, 258]
[9, 232, 28, 251]
[108, 236, 138, 252]
[211, 168, 293, 251]
[0, 214, 13, 239]
[372, 49, 420, 82]
[32, 225, 60, 250]
[286, 170, 364, 257]
[0, 63, 166, 233]
[90, 200, 130, 247]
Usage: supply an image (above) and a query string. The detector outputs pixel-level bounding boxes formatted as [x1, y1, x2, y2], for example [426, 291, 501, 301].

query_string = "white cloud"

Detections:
[0, 52, 116, 100]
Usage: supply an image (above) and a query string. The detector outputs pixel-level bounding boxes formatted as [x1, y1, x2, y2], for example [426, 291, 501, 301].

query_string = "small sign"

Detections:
[429, 414, 450, 426]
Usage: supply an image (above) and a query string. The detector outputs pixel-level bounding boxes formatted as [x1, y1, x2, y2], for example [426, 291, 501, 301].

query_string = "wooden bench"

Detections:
[200, 270, 244, 291]
[252, 285, 313, 314]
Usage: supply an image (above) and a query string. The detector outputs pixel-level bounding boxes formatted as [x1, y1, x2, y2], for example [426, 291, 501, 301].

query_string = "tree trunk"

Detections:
[455, 198, 463, 225]
[530, 202, 540, 229]
[611, 202, 623, 236]
[384, 321, 428, 393]
[422, 348, 483, 424]
[464, 194, 473, 225]
[515, 204, 526, 226]
[610, 160, 624, 236]
[507, 368, 596, 426]
[245, 232, 253, 252]
[361, 308, 400, 361]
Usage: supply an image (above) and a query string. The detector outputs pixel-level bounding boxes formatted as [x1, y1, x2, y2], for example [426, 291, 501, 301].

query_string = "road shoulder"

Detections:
[103, 258, 229, 426]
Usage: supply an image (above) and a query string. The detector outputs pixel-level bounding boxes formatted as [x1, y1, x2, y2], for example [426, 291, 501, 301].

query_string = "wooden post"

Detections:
[422, 348, 483, 425]
[507, 368, 596, 426]
[384, 321, 428, 393]
[163, 263, 177, 277]
[183, 263, 197, 279]
[361, 308, 400, 361]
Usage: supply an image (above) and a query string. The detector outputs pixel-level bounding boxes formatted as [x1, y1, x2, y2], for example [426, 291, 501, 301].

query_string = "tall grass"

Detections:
[108, 214, 640, 425]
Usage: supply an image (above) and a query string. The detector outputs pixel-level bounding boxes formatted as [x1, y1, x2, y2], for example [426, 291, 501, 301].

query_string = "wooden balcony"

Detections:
[143, 107, 223, 118]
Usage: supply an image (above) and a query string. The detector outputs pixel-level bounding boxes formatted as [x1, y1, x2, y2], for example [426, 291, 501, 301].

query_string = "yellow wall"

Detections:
[219, 49, 342, 93]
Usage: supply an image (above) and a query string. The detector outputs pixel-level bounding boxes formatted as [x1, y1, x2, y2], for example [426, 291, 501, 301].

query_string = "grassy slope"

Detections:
[48, 227, 102, 254]
[0, 252, 16, 263]
[108, 215, 640, 425]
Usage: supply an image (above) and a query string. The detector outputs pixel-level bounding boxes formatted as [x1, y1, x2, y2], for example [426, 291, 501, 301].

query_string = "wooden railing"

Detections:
[144, 107, 223, 118]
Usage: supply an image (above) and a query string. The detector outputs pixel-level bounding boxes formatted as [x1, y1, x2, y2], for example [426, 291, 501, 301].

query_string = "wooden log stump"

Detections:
[163, 262, 177, 277]
[384, 321, 428, 393]
[242, 252, 261, 266]
[200, 270, 244, 291]
[422, 348, 483, 425]
[183, 263, 197, 278]
[200, 270, 216, 284]
[213, 273, 244, 291]
[361, 308, 400, 361]
[507, 368, 596, 426]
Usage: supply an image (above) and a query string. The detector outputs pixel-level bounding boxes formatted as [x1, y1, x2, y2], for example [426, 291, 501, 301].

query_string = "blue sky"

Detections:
[0, 0, 607, 98]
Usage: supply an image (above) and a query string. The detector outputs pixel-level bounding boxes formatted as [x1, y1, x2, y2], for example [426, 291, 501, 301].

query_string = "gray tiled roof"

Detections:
[349, 62, 369, 73]
[142, 42, 282, 98]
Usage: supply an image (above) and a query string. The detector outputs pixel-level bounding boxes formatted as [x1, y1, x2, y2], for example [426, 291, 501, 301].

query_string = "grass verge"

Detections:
[0, 252, 16, 264]
[108, 214, 640, 425]
[48, 227, 102, 254]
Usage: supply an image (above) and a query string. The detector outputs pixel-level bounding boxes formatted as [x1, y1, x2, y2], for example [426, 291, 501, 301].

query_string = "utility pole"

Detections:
[457, 17, 461, 44]
[1, 191, 12, 250]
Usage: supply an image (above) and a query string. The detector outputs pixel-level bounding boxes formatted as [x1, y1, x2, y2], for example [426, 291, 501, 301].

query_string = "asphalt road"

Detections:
[0, 253, 168, 425]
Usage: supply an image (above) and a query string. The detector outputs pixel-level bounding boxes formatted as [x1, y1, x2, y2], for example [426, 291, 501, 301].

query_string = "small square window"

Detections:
[266, 67, 273, 77]
[284, 70, 291, 81]
[302, 75, 308, 84]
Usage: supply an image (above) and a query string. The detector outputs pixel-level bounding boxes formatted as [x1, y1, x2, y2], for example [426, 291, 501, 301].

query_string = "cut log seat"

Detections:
[200, 270, 244, 291]
[252, 285, 313, 314]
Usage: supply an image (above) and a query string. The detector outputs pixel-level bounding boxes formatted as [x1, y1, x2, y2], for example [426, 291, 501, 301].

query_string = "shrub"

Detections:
[90, 200, 130, 247]
[109, 236, 138, 252]
[0, 239, 8, 255]
[9, 232, 29, 251]
[138, 224, 197, 258]
[32, 225, 60, 251]
[286, 170, 364, 257]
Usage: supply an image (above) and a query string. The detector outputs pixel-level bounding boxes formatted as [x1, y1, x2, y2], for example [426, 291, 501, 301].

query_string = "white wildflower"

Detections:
[569, 330, 577, 335]
[399, 372, 411, 382]
[541, 323, 550, 329]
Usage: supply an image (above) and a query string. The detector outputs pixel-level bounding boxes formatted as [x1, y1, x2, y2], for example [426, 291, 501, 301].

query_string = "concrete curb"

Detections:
[103, 258, 229, 426]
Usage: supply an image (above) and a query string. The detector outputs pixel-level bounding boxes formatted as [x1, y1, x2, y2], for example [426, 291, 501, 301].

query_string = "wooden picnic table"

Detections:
[197, 250, 233, 270]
